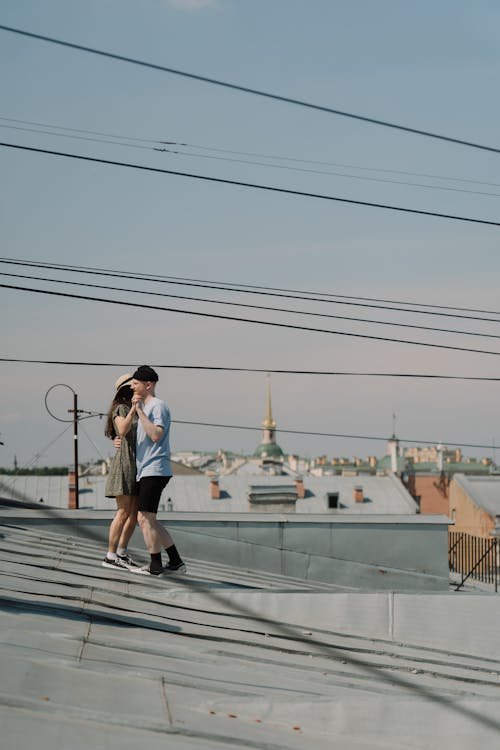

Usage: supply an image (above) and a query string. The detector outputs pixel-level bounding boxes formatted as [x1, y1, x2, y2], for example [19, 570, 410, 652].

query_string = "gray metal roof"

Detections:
[1, 517, 500, 749]
[1, 472, 418, 514]
[453, 474, 500, 517]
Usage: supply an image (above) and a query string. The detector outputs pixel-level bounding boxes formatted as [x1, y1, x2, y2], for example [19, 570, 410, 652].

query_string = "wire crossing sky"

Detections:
[2, 357, 500, 382]
[3, 256, 500, 320]
[5, 281, 500, 357]
[2, 142, 499, 226]
[4, 269, 500, 342]
[2, 22, 500, 155]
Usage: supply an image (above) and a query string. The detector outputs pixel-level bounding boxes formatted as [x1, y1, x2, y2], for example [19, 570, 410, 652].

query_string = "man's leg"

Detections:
[135, 476, 185, 575]
[138, 511, 173, 553]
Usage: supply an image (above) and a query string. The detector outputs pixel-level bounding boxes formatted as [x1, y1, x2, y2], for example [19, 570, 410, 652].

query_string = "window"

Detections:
[327, 492, 339, 509]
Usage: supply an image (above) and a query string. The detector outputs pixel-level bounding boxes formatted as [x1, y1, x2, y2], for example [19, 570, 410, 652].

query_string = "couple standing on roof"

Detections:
[102, 365, 185, 577]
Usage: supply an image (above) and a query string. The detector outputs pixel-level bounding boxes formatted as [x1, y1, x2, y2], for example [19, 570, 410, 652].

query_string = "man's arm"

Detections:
[133, 395, 164, 442]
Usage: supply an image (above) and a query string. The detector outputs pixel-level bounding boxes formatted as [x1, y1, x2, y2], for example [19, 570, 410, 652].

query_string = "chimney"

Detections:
[210, 477, 221, 499]
[353, 485, 364, 503]
[68, 470, 77, 509]
[295, 477, 305, 499]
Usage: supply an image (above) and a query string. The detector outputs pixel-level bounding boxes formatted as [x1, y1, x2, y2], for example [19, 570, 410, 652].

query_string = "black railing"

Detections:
[448, 530, 498, 592]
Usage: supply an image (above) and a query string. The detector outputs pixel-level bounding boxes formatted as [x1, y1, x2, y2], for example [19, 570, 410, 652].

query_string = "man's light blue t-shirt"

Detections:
[136, 397, 172, 481]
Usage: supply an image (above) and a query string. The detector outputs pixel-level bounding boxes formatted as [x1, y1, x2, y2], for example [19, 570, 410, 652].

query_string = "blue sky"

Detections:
[2, 0, 500, 468]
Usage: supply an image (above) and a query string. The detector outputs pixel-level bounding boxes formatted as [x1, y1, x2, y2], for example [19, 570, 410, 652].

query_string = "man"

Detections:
[130, 365, 186, 576]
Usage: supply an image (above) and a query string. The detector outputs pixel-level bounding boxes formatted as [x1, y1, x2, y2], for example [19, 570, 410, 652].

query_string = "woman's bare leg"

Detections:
[118, 496, 138, 549]
[107, 495, 133, 554]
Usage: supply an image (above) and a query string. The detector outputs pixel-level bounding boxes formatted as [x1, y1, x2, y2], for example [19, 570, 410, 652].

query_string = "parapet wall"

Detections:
[0, 509, 450, 591]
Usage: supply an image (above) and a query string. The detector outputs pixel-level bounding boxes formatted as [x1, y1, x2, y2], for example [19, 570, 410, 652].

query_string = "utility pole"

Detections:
[69, 391, 79, 509]
[45, 383, 87, 510]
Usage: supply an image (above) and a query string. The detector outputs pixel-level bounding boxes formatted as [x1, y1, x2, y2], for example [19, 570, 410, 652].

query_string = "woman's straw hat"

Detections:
[113, 373, 133, 393]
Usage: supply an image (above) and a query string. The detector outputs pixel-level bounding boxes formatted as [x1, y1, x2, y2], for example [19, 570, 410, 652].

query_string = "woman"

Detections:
[102, 373, 139, 570]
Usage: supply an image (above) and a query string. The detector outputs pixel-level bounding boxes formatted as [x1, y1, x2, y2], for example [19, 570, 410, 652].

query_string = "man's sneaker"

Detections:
[163, 561, 187, 575]
[102, 556, 128, 570]
[134, 564, 164, 576]
[117, 553, 140, 569]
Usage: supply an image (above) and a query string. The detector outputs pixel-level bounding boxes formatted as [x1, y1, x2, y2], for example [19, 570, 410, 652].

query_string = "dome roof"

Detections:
[253, 442, 284, 459]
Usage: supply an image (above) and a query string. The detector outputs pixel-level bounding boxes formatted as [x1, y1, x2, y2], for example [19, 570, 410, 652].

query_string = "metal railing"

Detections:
[448, 530, 498, 592]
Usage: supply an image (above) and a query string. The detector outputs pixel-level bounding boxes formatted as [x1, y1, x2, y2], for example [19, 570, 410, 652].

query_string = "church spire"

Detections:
[262, 373, 276, 430]
[253, 374, 284, 469]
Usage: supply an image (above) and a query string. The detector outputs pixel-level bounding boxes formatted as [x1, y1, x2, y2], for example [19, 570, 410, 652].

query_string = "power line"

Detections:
[0, 115, 160, 144]
[2, 356, 499, 382]
[2, 257, 500, 323]
[19, 396, 498, 452]
[2, 425, 72, 480]
[153, 147, 500, 198]
[2, 24, 500, 155]
[4, 280, 500, 357]
[4, 269, 500, 341]
[4, 115, 500, 189]
[2, 141, 500, 227]
[0, 122, 155, 153]
[15, 400, 494, 451]
[3, 121, 500, 198]
[171, 420, 498, 451]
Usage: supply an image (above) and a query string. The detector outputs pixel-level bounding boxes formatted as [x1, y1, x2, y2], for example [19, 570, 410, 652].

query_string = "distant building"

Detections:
[308, 440, 496, 516]
[449, 474, 500, 537]
[402, 448, 494, 515]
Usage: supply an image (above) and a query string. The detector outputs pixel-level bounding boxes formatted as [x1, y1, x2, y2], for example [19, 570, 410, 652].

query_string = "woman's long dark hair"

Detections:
[104, 385, 133, 439]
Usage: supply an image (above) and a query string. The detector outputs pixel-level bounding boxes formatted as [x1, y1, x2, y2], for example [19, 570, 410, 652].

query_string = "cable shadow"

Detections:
[1, 506, 500, 736]
[0, 593, 181, 634]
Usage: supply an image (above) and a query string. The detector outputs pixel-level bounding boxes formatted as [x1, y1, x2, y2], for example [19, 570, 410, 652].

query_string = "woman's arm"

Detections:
[114, 403, 137, 437]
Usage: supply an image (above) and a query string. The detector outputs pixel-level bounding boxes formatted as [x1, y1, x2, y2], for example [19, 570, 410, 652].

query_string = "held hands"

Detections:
[131, 393, 143, 411]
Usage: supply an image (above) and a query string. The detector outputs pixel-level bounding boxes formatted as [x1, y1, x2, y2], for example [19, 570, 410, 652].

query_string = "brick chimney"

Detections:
[210, 477, 221, 499]
[295, 477, 305, 499]
[68, 470, 77, 509]
[353, 485, 364, 503]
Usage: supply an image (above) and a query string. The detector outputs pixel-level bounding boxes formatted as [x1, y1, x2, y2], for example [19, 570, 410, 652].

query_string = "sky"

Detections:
[2, 0, 500, 469]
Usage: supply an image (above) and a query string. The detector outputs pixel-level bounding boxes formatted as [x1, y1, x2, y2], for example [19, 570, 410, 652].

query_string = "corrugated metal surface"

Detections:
[1, 519, 500, 749]
[0, 472, 418, 514]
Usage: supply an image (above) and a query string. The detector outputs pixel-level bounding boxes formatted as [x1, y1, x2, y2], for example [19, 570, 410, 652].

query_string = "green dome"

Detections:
[254, 442, 284, 459]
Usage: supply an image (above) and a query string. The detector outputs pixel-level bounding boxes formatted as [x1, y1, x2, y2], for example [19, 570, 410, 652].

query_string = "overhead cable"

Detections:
[2, 257, 500, 323]
[2, 24, 500, 155]
[2, 356, 500, 382]
[172, 419, 498, 450]
[2, 121, 499, 198]
[1, 142, 499, 227]
[3, 281, 500, 357]
[3, 115, 500, 189]
[3, 269, 500, 340]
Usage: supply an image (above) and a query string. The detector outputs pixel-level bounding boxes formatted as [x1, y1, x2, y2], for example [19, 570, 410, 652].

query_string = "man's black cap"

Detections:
[132, 365, 159, 382]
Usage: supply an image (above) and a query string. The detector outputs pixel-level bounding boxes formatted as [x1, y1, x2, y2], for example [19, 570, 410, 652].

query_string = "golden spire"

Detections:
[262, 374, 276, 429]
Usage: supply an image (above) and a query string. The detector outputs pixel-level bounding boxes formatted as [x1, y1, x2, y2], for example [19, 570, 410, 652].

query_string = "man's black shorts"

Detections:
[137, 476, 171, 513]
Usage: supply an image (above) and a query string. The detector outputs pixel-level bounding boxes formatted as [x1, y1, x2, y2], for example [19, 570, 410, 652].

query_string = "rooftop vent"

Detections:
[248, 484, 298, 512]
